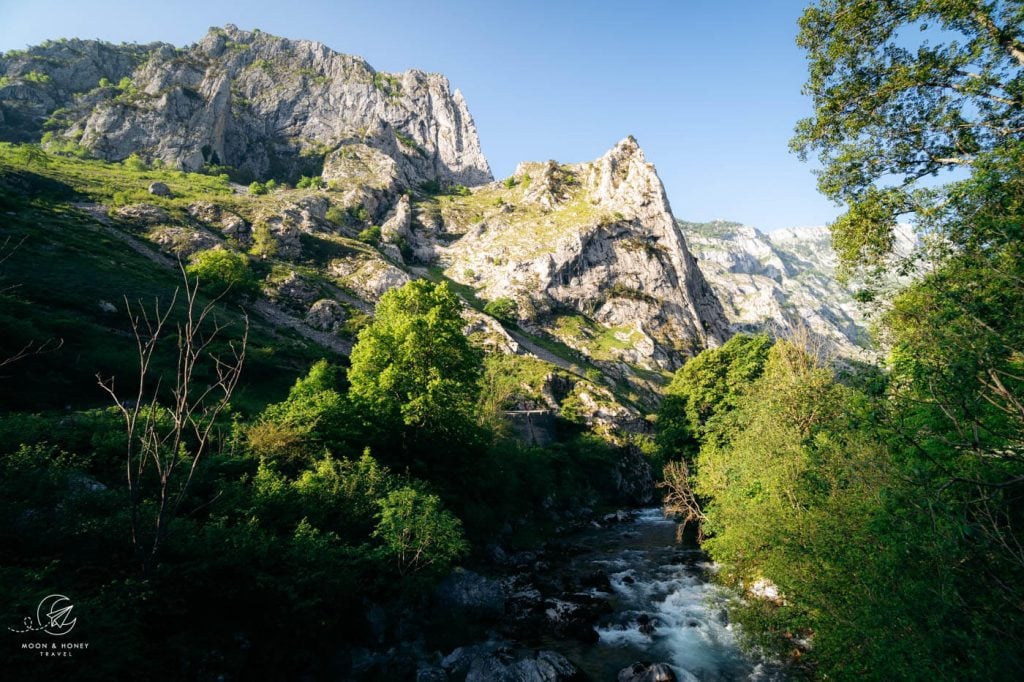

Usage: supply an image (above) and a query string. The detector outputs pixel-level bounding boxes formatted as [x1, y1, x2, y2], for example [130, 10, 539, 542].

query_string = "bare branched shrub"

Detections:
[97, 265, 247, 568]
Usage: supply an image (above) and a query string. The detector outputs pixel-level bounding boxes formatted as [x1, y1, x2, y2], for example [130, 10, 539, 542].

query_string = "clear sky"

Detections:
[0, 0, 840, 231]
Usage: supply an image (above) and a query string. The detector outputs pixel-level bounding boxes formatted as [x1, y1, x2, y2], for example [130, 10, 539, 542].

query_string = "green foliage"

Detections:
[325, 205, 345, 226]
[660, 333, 772, 451]
[372, 71, 401, 96]
[248, 223, 278, 258]
[792, 0, 1024, 274]
[186, 248, 256, 297]
[477, 353, 554, 426]
[248, 180, 268, 195]
[374, 487, 468, 575]
[22, 70, 51, 84]
[250, 360, 358, 472]
[98, 76, 111, 88]
[347, 204, 370, 224]
[483, 296, 517, 323]
[778, 3, 1024, 674]
[348, 280, 483, 468]
[296, 175, 322, 189]
[122, 153, 149, 172]
[419, 179, 442, 194]
[8, 143, 49, 166]
[113, 76, 137, 100]
[503, 176, 517, 188]
[357, 224, 381, 245]
[394, 131, 426, 158]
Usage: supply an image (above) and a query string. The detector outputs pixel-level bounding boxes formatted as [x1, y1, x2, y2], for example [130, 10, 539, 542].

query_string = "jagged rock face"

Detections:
[0, 39, 154, 142]
[681, 220, 875, 358]
[439, 137, 728, 371]
[1, 25, 491, 188]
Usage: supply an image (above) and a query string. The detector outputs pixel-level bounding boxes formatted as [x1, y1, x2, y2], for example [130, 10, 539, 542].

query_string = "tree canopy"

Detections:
[792, 0, 1024, 271]
[347, 280, 483, 458]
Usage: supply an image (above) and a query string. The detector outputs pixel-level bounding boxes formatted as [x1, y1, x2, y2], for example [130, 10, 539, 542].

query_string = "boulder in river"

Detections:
[617, 661, 678, 682]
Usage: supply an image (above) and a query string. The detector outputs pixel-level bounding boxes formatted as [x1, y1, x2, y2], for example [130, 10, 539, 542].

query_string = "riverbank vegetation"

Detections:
[658, 1, 1024, 678]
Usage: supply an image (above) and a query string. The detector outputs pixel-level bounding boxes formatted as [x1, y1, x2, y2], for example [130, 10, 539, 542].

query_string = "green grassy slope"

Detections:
[0, 147, 332, 413]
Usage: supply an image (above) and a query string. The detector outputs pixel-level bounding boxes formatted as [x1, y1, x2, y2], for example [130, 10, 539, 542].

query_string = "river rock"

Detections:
[465, 648, 583, 682]
[441, 641, 505, 679]
[580, 569, 613, 593]
[434, 569, 505, 620]
[617, 661, 678, 682]
[415, 666, 448, 682]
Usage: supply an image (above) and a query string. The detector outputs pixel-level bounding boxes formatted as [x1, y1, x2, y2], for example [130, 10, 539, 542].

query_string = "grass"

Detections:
[421, 265, 488, 311]
[0, 149, 339, 414]
[419, 167, 611, 262]
[551, 313, 646, 362]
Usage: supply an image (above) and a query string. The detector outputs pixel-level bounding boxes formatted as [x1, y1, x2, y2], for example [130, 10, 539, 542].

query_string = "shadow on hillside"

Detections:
[0, 168, 83, 208]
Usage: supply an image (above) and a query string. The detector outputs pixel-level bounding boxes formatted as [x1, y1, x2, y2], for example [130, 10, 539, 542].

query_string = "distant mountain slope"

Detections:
[680, 220, 875, 358]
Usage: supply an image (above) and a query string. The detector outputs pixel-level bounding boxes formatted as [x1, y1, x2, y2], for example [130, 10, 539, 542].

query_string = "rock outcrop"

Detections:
[682, 220, 874, 358]
[1, 25, 491, 193]
[436, 137, 728, 372]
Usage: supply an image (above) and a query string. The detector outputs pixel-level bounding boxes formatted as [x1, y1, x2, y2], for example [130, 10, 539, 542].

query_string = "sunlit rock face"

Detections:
[1, 25, 491, 188]
[439, 136, 729, 372]
[681, 219, 915, 359]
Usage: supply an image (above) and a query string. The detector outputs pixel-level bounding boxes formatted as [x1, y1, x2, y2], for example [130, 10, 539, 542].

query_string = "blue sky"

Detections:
[0, 0, 840, 231]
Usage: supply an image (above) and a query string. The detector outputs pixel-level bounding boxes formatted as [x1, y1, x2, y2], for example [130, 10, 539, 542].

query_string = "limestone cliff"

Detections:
[681, 219, 915, 359]
[0, 25, 491, 189]
[433, 137, 729, 373]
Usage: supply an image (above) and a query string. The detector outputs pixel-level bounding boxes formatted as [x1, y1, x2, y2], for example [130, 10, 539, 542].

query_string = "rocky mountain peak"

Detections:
[420, 137, 728, 381]
[589, 135, 662, 210]
[0, 25, 492, 188]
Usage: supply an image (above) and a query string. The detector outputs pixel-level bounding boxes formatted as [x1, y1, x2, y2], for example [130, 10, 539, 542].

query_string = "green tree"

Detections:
[373, 486, 468, 575]
[483, 296, 517, 324]
[792, 0, 1024, 273]
[357, 224, 381, 245]
[186, 248, 256, 297]
[657, 333, 771, 460]
[793, 3, 1024, 672]
[249, 223, 278, 259]
[693, 341, 961, 677]
[347, 280, 483, 463]
[249, 360, 357, 471]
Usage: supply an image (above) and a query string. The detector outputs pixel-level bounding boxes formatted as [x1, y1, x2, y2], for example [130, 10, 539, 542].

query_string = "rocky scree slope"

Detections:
[0, 24, 491, 193]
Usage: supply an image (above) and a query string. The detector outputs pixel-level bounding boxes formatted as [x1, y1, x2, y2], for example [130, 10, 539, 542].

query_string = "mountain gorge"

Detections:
[0, 24, 906, 681]
[1, 24, 490, 189]
[682, 220, 871, 359]
[1, 25, 747, 418]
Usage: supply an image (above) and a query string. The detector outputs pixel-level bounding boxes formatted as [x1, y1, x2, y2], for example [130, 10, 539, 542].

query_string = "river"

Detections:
[536, 508, 783, 681]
